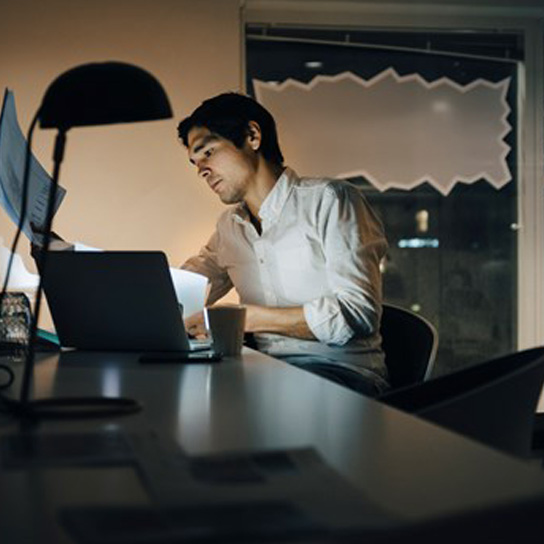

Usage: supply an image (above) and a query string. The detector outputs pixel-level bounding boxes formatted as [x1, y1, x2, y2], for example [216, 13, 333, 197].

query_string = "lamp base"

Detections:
[0, 396, 141, 419]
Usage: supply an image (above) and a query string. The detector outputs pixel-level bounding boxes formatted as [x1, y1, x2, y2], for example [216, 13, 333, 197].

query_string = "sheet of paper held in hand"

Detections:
[169, 267, 209, 319]
[0, 89, 66, 240]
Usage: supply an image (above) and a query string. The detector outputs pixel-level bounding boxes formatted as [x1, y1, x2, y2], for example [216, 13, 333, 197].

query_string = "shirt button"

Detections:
[259, 258, 264, 264]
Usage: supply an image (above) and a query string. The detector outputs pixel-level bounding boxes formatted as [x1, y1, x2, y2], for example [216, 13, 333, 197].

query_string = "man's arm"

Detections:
[181, 228, 234, 337]
[244, 304, 316, 340]
[301, 182, 388, 345]
[181, 229, 233, 306]
[186, 304, 316, 340]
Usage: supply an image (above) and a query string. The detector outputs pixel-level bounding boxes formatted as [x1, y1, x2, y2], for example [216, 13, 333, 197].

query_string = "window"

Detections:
[246, 25, 521, 374]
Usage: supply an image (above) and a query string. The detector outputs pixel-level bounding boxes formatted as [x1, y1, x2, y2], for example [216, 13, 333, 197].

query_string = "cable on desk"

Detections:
[0, 364, 15, 390]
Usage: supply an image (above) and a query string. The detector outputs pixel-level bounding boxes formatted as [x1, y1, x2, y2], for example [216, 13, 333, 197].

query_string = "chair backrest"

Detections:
[380, 347, 544, 458]
[380, 303, 438, 389]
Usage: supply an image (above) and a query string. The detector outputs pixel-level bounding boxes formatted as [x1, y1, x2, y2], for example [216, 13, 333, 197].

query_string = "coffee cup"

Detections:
[204, 304, 246, 356]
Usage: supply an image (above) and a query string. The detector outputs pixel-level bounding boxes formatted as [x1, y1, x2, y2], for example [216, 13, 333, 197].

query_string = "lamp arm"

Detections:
[19, 129, 65, 405]
[53, 129, 66, 165]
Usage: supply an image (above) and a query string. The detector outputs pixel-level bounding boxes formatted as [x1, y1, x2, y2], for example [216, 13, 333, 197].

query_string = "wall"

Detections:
[1, 0, 542, 338]
[0, 0, 242, 276]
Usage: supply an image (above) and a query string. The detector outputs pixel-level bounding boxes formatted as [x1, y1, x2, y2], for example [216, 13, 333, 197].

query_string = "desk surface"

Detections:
[1, 348, 544, 543]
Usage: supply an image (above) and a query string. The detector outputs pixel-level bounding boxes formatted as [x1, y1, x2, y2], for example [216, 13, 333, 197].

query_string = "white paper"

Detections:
[0, 237, 39, 290]
[73, 242, 102, 252]
[0, 89, 66, 240]
[169, 267, 208, 319]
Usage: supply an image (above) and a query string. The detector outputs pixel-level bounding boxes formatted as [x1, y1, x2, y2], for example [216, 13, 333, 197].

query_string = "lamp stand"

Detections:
[14, 130, 141, 418]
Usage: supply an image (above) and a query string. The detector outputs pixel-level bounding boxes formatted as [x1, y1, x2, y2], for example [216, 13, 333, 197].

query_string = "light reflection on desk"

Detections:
[175, 364, 212, 447]
[102, 366, 121, 398]
[31, 353, 60, 400]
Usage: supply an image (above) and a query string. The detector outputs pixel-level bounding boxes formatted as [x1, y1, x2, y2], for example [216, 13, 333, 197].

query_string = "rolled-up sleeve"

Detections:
[303, 183, 387, 345]
[181, 229, 233, 305]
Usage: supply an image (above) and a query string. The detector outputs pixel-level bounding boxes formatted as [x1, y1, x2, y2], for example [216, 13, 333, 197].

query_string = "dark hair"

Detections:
[177, 93, 284, 166]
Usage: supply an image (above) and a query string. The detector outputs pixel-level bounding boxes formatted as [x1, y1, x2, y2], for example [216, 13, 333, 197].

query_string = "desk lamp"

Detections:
[10, 62, 172, 418]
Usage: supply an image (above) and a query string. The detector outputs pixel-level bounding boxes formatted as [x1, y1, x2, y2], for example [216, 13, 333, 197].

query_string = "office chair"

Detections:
[379, 347, 544, 458]
[531, 412, 544, 465]
[380, 303, 438, 389]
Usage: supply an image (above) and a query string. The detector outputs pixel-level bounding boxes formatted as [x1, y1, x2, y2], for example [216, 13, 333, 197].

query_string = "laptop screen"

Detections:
[42, 251, 191, 351]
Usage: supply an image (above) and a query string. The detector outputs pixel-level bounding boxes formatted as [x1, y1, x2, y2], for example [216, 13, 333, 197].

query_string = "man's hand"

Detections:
[184, 310, 208, 339]
[244, 304, 316, 340]
[30, 223, 72, 259]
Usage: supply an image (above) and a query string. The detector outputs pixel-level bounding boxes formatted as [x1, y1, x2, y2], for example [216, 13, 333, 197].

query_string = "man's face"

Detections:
[187, 126, 257, 205]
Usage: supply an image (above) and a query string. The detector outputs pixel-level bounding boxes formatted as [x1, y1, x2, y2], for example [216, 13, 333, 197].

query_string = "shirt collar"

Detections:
[232, 202, 251, 223]
[231, 167, 298, 225]
[258, 167, 298, 224]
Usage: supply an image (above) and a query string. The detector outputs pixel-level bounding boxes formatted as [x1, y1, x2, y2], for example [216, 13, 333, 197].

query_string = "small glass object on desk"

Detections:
[0, 292, 31, 351]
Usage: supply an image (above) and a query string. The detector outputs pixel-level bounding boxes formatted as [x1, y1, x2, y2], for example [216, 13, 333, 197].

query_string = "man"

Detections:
[178, 93, 390, 396]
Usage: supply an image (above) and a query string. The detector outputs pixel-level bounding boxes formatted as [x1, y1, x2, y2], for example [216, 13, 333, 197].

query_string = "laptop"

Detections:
[41, 251, 214, 356]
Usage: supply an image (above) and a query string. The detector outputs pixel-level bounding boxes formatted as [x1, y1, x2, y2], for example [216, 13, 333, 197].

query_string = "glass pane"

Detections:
[246, 27, 519, 375]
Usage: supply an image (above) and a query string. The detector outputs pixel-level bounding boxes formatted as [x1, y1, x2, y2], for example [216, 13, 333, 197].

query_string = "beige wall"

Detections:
[0, 0, 242, 275]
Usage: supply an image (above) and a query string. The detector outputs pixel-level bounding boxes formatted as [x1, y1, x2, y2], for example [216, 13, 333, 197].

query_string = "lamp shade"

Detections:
[38, 61, 172, 130]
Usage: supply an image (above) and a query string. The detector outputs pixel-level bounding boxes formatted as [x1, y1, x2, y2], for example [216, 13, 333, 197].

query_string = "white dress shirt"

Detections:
[183, 167, 389, 380]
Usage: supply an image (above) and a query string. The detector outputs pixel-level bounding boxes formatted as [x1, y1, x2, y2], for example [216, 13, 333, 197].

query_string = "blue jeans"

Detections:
[275, 353, 391, 397]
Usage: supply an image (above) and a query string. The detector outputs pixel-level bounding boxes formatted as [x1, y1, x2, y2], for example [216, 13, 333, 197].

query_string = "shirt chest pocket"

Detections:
[272, 236, 328, 302]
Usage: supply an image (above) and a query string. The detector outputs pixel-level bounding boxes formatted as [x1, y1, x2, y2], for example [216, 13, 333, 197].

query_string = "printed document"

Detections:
[0, 89, 66, 240]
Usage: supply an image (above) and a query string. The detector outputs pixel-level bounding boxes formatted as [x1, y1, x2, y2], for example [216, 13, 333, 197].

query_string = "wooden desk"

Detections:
[1, 348, 544, 543]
